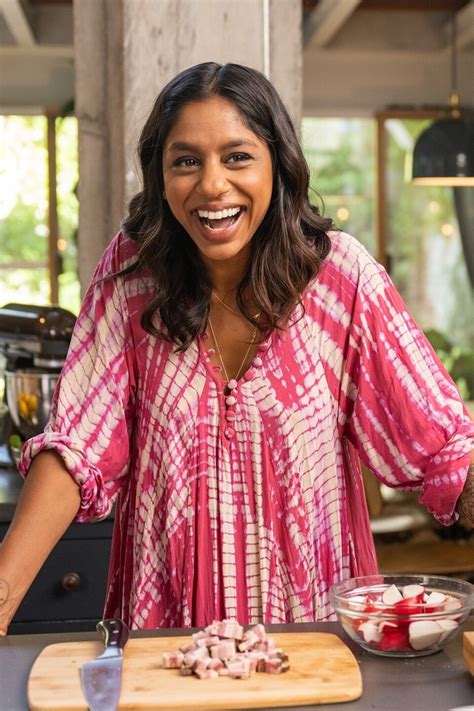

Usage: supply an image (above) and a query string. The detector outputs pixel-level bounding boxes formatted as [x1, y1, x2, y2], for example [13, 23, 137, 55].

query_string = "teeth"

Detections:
[197, 207, 241, 220]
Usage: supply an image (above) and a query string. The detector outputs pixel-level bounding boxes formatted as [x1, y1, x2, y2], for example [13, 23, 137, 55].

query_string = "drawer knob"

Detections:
[61, 572, 81, 591]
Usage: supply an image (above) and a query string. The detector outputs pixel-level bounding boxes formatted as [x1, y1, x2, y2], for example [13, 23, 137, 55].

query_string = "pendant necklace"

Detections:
[212, 291, 260, 320]
[207, 314, 260, 392]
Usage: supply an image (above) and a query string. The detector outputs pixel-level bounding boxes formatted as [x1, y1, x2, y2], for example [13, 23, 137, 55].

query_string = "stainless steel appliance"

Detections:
[0, 303, 76, 462]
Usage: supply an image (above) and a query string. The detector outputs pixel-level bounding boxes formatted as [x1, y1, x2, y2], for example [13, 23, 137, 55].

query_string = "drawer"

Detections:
[13, 536, 112, 623]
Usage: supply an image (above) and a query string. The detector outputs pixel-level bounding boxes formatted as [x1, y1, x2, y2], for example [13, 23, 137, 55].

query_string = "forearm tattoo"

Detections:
[457, 463, 474, 527]
[0, 579, 8, 605]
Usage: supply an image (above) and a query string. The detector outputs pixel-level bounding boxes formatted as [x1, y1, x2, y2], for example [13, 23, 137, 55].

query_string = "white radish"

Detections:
[349, 594, 368, 605]
[408, 620, 443, 650]
[402, 584, 425, 599]
[444, 599, 462, 612]
[359, 621, 382, 644]
[436, 619, 458, 643]
[424, 591, 447, 606]
[382, 584, 403, 606]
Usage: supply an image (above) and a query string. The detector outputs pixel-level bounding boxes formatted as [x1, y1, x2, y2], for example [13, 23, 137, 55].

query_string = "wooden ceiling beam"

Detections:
[303, 0, 363, 47]
[0, 0, 36, 46]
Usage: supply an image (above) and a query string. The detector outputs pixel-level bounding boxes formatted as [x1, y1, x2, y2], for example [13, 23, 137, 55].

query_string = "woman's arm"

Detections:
[0, 451, 81, 635]
[457, 454, 474, 528]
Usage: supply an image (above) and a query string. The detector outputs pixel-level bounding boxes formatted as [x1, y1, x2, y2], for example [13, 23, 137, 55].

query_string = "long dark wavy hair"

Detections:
[122, 62, 333, 351]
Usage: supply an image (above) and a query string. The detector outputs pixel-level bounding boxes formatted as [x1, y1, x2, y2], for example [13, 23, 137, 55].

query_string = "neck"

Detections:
[202, 248, 250, 296]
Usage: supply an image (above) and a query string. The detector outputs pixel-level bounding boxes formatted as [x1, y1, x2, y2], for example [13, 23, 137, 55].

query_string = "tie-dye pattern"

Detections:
[19, 230, 473, 630]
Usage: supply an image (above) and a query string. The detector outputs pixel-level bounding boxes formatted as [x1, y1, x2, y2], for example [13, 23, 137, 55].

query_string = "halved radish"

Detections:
[349, 594, 368, 605]
[408, 620, 443, 650]
[382, 584, 403, 606]
[348, 595, 368, 620]
[359, 621, 382, 644]
[444, 599, 462, 612]
[424, 590, 448, 613]
[402, 584, 425, 599]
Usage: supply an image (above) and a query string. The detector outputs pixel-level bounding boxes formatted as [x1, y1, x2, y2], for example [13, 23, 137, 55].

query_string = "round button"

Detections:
[224, 428, 235, 439]
[226, 395, 237, 406]
[227, 378, 238, 390]
[253, 357, 263, 367]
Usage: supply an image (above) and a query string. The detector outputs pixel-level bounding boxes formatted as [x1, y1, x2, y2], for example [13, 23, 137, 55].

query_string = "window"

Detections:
[0, 114, 80, 313]
[302, 113, 474, 400]
[382, 116, 472, 350]
[302, 117, 376, 255]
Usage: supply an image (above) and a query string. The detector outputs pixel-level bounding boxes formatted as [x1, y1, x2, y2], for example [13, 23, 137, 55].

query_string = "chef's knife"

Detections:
[80, 618, 129, 711]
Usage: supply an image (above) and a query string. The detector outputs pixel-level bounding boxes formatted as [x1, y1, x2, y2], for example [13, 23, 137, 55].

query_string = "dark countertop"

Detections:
[1, 619, 473, 711]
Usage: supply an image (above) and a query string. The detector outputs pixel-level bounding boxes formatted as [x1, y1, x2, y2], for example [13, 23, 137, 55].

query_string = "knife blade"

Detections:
[80, 618, 129, 711]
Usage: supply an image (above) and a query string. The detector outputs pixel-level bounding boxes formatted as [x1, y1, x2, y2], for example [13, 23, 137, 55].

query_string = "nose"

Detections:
[196, 158, 229, 198]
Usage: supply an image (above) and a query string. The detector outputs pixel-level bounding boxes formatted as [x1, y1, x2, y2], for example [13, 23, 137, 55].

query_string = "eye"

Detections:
[173, 156, 199, 168]
[226, 152, 253, 164]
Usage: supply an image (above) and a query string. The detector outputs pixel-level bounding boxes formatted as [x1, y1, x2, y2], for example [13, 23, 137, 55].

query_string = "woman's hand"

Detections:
[0, 577, 23, 636]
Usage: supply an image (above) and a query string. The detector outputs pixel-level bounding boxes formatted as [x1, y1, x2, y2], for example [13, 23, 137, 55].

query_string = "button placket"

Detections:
[200, 330, 271, 445]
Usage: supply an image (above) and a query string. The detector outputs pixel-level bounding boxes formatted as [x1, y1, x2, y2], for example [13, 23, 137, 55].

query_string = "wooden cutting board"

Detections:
[464, 631, 474, 675]
[28, 632, 362, 710]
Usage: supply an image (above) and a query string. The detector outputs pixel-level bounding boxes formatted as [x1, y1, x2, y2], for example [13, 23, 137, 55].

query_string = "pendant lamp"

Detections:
[412, 15, 474, 186]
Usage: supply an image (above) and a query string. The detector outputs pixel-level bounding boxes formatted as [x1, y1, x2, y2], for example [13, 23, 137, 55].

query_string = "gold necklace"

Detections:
[207, 315, 259, 383]
[212, 291, 260, 320]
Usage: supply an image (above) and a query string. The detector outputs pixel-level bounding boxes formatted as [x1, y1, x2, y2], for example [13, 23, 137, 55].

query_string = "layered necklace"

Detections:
[207, 292, 260, 391]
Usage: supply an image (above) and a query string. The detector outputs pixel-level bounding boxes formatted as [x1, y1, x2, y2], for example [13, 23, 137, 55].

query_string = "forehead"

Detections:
[164, 96, 264, 149]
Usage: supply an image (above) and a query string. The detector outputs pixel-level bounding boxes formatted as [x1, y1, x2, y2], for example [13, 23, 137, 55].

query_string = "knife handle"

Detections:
[96, 618, 130, 651]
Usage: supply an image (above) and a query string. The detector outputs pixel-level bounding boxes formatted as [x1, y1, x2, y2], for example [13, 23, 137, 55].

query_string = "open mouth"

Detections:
[194, 206, 244, 230]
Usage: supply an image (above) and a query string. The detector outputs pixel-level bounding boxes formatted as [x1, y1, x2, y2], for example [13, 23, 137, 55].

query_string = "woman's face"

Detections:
[162, 96, 273, 274]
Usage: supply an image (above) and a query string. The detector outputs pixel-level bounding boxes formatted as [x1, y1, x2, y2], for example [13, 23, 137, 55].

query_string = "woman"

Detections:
[1, 62, 473, 634]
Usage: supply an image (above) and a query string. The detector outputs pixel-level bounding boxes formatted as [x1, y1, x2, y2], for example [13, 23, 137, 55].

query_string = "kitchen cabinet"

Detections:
[0, 467, 113, 634]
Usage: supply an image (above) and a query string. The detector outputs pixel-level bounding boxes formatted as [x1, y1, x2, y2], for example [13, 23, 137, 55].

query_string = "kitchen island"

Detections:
[1, 619, 472, 711]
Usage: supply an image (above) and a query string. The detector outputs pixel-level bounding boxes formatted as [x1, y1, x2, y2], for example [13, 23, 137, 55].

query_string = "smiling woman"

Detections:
[0, 62, 472, 636]
[162, 97, 274, 276]
[122, 62, 331, 352]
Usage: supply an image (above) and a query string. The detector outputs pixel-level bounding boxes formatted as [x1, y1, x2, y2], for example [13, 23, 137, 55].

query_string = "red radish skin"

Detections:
[379, 630, 410, 652]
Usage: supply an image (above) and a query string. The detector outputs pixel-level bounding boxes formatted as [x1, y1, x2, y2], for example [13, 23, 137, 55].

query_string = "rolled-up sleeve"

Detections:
[344, 255, 474, 525]
[18, 235, 136, 522]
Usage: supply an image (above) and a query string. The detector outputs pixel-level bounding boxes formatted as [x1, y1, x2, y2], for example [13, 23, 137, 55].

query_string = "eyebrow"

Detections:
[167, 139, 260, 152]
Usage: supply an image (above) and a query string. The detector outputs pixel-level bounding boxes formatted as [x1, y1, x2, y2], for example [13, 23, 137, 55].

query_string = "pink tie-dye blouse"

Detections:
[19, 230, 473, 630]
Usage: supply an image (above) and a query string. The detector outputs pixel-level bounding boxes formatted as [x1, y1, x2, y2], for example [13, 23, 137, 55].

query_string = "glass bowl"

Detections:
[330, 574, 474, 657]
[5, 369, 58, 439]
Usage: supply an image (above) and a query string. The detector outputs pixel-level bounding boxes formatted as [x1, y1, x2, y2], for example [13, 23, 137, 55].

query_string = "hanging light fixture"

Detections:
[412, 14, 474, 186]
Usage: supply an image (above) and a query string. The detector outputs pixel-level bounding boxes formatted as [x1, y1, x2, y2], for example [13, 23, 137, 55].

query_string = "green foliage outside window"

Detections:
[0, 115, 79, 313]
